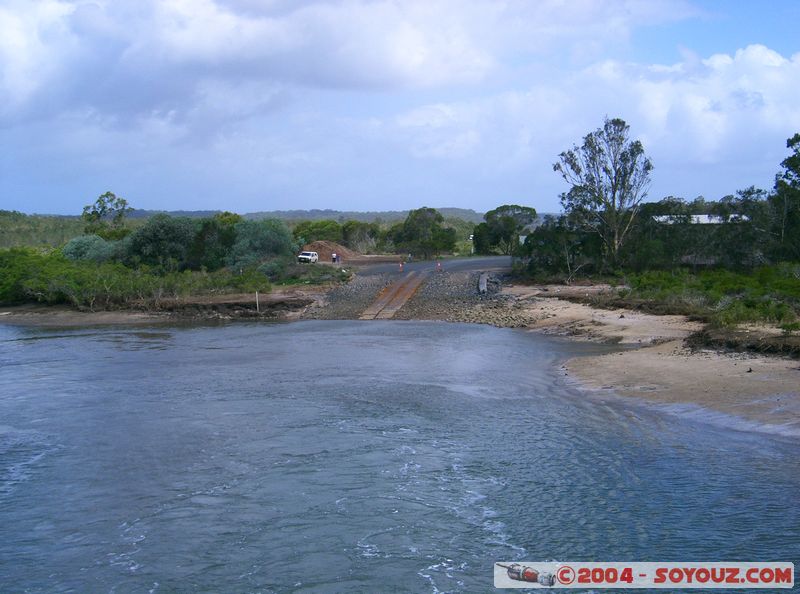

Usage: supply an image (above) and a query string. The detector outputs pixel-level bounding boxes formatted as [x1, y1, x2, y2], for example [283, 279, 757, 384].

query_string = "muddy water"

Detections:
[1, 320, 798, 592]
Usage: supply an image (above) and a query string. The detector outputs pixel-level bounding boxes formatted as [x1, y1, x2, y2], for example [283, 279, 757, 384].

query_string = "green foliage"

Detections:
[292, 219, 343, 244]
[257, 258, 289, 281]
[82, 191, 132, 240]
[0, 248, 271, 309]
[770, 133, 800, 261]
[273, 262, 352, 286]
[554, 117, 653, 266]
[341, 220, 380, 253]
[471, 222, 492, 255]
[126, 214, 198, 270]
[229, 219, 296, 269]
[521, 215, 601, 280]
[625, 266, 800, 327]
[62, 235, 115, 263]
[391, 207, 456, 259]
[185, 212, 241, 271]
[0, 210, 86, 248]
[481, 204, 537, 255]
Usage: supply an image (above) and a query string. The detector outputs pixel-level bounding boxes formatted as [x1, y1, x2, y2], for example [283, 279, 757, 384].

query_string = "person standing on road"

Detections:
[332, 252, 337, 264]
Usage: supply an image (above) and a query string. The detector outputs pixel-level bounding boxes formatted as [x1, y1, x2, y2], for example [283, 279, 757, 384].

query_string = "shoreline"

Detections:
[3, 275, 798, 437]
[499, 282, 800, 438]
[0, 284, 329, 327]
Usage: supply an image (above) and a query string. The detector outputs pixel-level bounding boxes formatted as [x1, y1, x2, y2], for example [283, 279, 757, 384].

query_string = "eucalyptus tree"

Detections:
[772, 133, 800, 259]
[554, 117, 653, 267]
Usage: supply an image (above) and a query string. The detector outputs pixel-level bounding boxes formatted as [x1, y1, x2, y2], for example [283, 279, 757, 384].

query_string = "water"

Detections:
[0, 320, 798, 593]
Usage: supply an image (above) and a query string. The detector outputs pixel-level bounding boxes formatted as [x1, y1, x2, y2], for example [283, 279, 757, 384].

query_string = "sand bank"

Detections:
[504, 283, 800, 436]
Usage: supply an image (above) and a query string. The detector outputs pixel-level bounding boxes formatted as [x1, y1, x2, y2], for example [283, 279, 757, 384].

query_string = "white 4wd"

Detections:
[297, 251, 319, 263]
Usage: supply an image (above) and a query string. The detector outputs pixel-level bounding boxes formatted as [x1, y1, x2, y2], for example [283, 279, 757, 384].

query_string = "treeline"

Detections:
[0, 197, 469, 308]
[520, 126, 800, 277]
[0, 200, 332, 307]
[0, 210, 87, 248]
[62, 212, 299, 275]
[523, 188, 800, 277]
[507, 121, 800, 330]
[293, 208, 469, 258]
[0, 248, 272, 310]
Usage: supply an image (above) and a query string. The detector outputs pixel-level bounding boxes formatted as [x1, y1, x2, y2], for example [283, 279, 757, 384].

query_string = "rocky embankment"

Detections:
[390, 271, 535, 327]
[302, 270, 536, 327]
[302, 274, 393, 320]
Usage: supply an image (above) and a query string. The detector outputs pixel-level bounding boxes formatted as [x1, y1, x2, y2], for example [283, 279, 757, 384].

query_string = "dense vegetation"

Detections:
[517, 126, 800, 277]
[621, 266, 800, 328]
[0, 210, 86, 248]
[0, 199, 467, 309]
[503, 123, 800, 329]
[290, 210, 468, 258]
[0, 248, 271, 309]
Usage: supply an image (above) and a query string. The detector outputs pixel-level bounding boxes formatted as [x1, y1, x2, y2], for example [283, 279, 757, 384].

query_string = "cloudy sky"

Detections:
[2, 0, 799, 215]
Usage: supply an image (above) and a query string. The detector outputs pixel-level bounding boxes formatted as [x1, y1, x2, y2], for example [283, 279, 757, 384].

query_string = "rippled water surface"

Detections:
[1, 320, 798, 593]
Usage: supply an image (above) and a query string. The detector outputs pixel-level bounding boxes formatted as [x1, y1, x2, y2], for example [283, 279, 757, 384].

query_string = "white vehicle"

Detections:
[297, 251, 319, 263]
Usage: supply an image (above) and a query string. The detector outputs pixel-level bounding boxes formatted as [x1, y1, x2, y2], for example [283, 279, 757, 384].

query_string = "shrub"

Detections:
[62, 235, 115, 262]
[229, 219, 296, 269]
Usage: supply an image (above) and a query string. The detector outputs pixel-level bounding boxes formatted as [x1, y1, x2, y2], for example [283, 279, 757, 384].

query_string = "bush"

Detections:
[257, 258, 288, 281]
[125, 214, 197, 270]
[62, 235, 115, 263]
[0, 248, 271, 309]
[625, 266, 800, 327]
[229, 219, 296, 269]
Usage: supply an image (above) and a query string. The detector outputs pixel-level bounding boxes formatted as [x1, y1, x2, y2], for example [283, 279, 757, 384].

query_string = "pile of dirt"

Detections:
[303, 241, 360, 263]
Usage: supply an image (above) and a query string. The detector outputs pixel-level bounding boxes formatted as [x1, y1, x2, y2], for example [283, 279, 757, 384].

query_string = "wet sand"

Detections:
[504, 283, 800, 436]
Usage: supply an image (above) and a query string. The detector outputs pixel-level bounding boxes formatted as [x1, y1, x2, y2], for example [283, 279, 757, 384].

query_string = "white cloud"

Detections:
[0, 1, 78, 117]
[380, 43, 800, 206]
[392, 43, 800, 165]
[1, 0, 798, 213]
[0, 0, 701, 125]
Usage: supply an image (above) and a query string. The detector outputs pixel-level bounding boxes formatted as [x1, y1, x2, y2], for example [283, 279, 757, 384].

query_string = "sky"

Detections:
[1, 0, 800, 216]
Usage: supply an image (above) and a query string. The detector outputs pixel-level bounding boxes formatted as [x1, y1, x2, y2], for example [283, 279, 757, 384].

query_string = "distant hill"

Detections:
[128, 209, 220, 219]
[127, 207, 486, 223]
[243, 207, 485, 223]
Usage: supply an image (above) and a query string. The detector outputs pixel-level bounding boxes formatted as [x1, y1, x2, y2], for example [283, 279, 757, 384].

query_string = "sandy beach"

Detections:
[503, 283, 800, 436]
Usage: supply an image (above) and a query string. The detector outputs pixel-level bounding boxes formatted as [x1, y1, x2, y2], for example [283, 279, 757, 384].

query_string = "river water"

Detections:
[1, 320, 798, 593]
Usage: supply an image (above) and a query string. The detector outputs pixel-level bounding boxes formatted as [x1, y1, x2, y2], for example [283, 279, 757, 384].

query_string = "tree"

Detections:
[521, 215, 600, 280]
[554, 117, 653, 267]
[471, 222, 492, 255]
[228, 219, 296, 269]
[185, 212, 242, 271]
[771, 133, 800, 260]
[125, 214, 197, 270]
[482, 204, 537, 255]
[393, 207, 456, 259]
[341, 220, 380, 253]
[293, 219, 343, 244]
[62, 235, 115, 263]
[81, 191, 132, 240]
